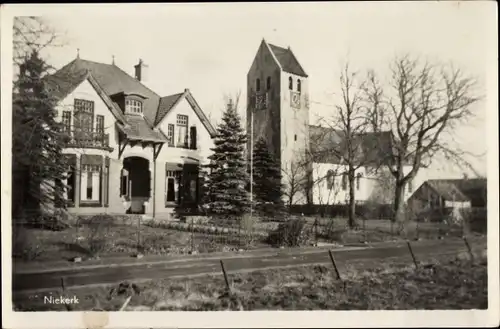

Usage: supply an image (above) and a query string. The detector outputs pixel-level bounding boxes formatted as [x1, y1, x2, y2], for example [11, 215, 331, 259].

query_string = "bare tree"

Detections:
[281, 160, 306, 207]
[13, 17, 65, 69]
[363, 54, 481, 231]
[314, 63, 370, 228]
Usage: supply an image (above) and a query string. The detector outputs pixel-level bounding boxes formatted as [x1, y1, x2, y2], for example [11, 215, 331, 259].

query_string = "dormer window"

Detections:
[297, 79, 301, 93]
[126, 98, 143, 114]
[289, 77, 293, 90]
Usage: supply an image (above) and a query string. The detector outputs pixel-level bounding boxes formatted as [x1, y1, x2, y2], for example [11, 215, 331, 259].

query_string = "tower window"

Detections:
[288, 77, 293, 90]
[256, 78, 261, 92]
[294, 134, 297, 141]
[297, 79, 301, 93]
[266, 76, 271, 91]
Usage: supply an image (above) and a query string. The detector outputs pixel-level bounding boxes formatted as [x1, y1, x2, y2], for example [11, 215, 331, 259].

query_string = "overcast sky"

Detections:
[9, 2, 495, 177]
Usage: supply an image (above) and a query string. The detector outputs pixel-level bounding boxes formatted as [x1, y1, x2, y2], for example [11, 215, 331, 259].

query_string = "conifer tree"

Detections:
[252, 137, 285, 217]
[12, 50, 68, 223]
[205, 99, 250, 217]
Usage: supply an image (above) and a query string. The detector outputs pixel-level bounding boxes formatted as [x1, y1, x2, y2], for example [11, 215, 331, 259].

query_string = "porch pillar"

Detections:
[74, 154, 81, 208]
[145, 159, 155, 217]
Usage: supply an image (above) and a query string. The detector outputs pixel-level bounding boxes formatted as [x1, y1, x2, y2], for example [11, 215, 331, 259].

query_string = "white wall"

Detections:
[156, 96, 214, 165]
[311, 162, 431, 205]
[55, 80, 215, 216]
[56, 79, 120, 156]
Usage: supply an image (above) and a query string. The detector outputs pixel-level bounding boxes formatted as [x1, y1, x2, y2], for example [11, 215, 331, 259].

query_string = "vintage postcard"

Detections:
[1, 2, 498, 328]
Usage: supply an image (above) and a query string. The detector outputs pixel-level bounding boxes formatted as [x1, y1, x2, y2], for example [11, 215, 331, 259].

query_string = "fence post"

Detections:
[220, 260, 231, 294]
[137, 215, 141, 253]
[60, 277, 73, 311]
[238, 218, 242, 248]
[362, 216, 366, 243]
[416, 219, 420, 240]
[191, 217, 195, 253]
[463, 236, 474, 263]
[314, 218, 318, 247]
[406, 241, 418, 269]
[328, 250, 342, 281]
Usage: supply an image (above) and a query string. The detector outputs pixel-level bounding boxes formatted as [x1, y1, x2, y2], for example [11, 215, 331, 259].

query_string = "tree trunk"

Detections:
[393, 181, 406, 236]
[348, 167, 356, 228]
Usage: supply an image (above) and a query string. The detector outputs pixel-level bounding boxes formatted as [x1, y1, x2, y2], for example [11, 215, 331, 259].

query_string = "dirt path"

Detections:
[13, 238, 482, 294]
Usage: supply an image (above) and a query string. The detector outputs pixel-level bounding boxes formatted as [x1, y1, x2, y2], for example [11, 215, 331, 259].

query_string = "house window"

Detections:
[74, 99, 94, 139]
[62, 111, 71, 133]
[341, 173, 347, 191]
[326, 170, 335, 190]
[81, 164, 102, 203]
[176, 114, 188, 147]
[120, 168, 129, 197]
[266, 76, 271, 91]
[165, 169, 182, 205]
[297, 79, 301, 93]
[356, 173, 361, 190]
[126, 98, 143, 114]
[190, 126, 197, 150]
[166, 177, 176, 202]
[256, 79, 261, 92]
[167, 124, 175, 146]
[288, 77, 293, 90]
[96, 115, 104, 134]
[66, 166, 76, 203]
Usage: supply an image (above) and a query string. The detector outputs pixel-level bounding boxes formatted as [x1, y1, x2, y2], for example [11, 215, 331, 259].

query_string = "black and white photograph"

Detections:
[1, 2, 498, 328]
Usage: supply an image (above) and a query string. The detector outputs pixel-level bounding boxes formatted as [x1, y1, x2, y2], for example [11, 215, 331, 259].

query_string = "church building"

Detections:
[246, 39, 420, 206]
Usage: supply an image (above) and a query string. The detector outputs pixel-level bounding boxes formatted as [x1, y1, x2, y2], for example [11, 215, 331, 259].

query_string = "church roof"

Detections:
[267, 43, 308, 78]
[46, 58, 217, 141]
[309, 125, 395, 166]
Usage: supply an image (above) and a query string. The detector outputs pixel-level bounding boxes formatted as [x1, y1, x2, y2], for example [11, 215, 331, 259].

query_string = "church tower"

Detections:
[247, 39, 310, 203]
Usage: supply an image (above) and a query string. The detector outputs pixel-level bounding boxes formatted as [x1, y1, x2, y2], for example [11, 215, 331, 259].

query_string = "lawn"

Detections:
[12, 214, 475, 263]
[13, 250, 487, 311]
[12, 221, 266, 263]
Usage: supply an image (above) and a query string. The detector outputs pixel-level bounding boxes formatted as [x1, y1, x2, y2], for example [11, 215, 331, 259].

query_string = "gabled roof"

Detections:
[425, 180, 470, 202]
[309, 125, 394, 166]
[45, 69, 127, 123]
[156, 92, 184, 124]
[50, 58, 160, 124]
[154, 89, 217, 138]
[427, 178, 487, 206]
[267, 43, 308, 78]
[47, 57, 217, 141]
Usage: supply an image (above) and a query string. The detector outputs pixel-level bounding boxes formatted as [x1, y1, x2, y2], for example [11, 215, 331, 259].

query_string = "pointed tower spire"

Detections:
[76, 48, 80, 59]
[112, 55, 115, 65]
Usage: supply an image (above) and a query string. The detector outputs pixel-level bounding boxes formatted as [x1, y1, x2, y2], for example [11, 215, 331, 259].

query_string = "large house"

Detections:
[246, 39, 423, 206]
[44, 56, 216, 217]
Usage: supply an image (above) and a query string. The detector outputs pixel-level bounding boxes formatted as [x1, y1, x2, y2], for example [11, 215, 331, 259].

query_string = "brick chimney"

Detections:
[134, 59, 148, 82]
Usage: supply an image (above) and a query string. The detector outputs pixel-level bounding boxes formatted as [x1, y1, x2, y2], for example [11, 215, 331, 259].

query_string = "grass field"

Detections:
[14, 250, 487, 311]
[12, 223, 263, 262]
[13, 214, 474, 263]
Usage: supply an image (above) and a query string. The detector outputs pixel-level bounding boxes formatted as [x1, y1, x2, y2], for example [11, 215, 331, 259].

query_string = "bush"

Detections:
[12, 226, 43, 261]
[83, 214, 115, 256]
[265, 218, 313, 247]
[317, 219, 347, 242]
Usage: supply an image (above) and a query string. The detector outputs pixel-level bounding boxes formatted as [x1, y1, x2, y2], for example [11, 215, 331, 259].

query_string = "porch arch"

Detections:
[121, 156, 151, 214]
